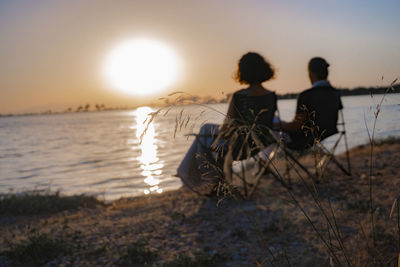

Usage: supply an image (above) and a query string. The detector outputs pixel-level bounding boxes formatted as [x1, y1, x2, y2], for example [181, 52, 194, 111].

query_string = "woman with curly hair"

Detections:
[177, 52, 277, 194]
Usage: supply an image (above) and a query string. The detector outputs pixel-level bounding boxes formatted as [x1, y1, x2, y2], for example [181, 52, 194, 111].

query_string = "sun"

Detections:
[104, 38, 181, 95]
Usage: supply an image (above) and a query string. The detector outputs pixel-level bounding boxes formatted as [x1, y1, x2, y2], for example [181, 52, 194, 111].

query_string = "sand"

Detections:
[1, 140, 400, 266]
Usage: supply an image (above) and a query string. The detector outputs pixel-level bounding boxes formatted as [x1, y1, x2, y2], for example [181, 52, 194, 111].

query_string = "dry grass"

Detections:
[0, 190, 104, 215]
[153, 83, 400, 266]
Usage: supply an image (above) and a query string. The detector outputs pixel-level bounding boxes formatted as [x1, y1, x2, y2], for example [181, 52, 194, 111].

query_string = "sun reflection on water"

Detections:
[134, 107, 164, 194]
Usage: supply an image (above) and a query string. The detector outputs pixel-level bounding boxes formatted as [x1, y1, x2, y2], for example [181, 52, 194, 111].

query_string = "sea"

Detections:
[1, 93, 399, 201]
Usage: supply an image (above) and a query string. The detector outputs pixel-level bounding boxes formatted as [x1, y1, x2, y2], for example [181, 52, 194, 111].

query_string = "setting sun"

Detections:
[103, 38, 181, 96]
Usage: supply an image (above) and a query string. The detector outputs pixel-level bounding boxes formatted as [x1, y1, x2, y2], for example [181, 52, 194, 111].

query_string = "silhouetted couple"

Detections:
[177, 53, 342, 192]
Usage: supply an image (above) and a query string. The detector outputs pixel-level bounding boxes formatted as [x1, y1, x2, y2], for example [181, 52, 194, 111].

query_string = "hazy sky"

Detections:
[1, 0, 399, 113]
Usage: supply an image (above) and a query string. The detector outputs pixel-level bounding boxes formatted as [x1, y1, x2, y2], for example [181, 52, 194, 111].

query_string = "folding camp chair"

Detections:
[181, 123, 276, 198]
[277, 109, 352, 183]
[314, 109, 351, 177]
[183, 121, 284, 198]
[230, 129, 302, 192]
[231, 108, 352, 190]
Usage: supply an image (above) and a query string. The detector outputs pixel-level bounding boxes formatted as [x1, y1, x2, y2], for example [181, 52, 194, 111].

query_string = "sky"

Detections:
[0, 0, 399, 114]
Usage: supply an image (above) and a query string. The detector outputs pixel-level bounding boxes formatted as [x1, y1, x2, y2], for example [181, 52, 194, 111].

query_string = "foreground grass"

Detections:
[2, 232, 72, 266]
[0, 191, 104, 215]
[117, 240, 225, 266]
[2, 235, 225, 267]
[118, 241, 158, 266]
[162, 251, 226, 267]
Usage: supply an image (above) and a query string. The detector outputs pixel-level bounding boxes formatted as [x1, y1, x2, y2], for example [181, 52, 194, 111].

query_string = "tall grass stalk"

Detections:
[363, 78, 397, 246]
[264, 152, 351, 265]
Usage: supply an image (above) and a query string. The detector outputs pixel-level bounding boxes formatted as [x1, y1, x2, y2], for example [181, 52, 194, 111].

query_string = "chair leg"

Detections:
[329, 154, 351, 176]
[319, 141, 351, 177]
[340, 110, 352, 175]
[284, 158, 292, 188]
[314, 131, 352, 177]
[269, 167, 292, 189]
[283, 148, 318, 184]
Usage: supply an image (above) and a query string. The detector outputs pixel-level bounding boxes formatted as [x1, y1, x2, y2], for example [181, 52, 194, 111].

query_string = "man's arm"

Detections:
[275, 92, 307, 132]
[279, 113, 306, 131]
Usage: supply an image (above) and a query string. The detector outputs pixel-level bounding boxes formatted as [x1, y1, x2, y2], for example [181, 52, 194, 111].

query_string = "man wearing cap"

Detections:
[277, 57, 343, 150]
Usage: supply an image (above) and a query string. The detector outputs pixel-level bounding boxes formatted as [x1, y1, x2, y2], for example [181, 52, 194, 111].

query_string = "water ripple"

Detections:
[1, 97, 399, 200]
[17, 174, 37, 180]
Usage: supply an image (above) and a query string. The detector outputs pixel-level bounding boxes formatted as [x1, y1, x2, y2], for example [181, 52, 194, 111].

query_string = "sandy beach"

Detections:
[1, 139, 400, 266]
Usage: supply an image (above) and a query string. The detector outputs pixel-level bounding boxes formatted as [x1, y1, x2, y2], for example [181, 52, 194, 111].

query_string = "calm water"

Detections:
[1, 94, 399, 200]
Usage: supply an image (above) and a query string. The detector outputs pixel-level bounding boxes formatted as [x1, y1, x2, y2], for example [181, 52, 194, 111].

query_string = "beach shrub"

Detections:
[0, 191, 104, 215]
[2, 232, 72, 266]
[169, 211, 186, 221]
[372, 136, 400, 146]
[162, 251, 225, 267]
[231, 227, 247, 240]
[118, 241, 158, 266]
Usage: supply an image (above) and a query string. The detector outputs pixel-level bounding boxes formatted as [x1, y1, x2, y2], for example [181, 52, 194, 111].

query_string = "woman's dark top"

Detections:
[230, 89, 277, 159]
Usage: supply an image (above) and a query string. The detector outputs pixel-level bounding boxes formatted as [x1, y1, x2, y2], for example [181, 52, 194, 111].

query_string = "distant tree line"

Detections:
[338, 83, 400, 96]
[64, 103, 134, 113]
[1, 84, 398, 117]
[277, 83, 400, 100]
[67, 103, 103, 112]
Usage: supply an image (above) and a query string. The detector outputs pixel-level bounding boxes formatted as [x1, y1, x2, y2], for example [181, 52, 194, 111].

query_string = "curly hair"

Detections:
[235, 52, 275, 85]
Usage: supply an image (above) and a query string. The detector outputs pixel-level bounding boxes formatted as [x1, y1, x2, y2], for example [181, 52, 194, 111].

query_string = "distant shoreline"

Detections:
[277, 83, 400, 99]
[1, 83, 399, 117]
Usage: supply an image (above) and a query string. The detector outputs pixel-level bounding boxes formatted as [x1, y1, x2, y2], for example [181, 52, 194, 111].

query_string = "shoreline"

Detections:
[1, 139, 400, 265]
[2, 85, 399, 118]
